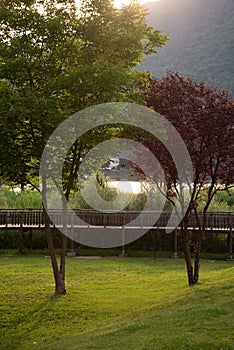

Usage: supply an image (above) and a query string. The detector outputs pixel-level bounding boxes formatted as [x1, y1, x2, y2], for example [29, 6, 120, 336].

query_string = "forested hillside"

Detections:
[139, 0, 234, 96]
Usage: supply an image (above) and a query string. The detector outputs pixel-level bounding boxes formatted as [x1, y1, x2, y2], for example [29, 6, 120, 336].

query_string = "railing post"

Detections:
[119, 226, 127, 257]
[227, 228, 233, 260]
[173, 228, 178, 258]
[152, 227, 158, 260]
[67, 212, 76, 257]
[19, 221, 23, 256]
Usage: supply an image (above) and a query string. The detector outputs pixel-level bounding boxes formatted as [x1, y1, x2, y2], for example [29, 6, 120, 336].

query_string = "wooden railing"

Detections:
[0, 209, 233, 231]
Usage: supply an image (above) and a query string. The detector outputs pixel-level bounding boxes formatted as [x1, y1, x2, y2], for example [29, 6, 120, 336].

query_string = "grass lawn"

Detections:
[0, 256, 233, 350]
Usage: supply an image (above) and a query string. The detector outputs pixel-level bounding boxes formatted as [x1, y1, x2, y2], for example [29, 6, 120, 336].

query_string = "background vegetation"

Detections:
[139, 0, 234, 96]
[0, 188, 233, 211]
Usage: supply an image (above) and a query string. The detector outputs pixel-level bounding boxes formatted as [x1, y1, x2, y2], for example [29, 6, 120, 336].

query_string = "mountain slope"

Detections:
[139, 0, 234, 95]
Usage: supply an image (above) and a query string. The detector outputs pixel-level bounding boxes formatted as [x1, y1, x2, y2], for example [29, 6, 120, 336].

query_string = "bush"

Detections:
[0, 229, 62, 251]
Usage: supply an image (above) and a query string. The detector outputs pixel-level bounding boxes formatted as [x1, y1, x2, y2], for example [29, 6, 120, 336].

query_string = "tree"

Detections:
[146, 72, 234, 285]
[0, 0, 168, 293]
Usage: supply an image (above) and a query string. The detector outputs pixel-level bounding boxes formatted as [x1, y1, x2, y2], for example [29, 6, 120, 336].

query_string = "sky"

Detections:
[76, 1, 159, 10]
[113, 0, 159, 8]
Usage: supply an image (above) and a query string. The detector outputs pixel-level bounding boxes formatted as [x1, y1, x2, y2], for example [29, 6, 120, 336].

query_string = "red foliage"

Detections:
[147, 72, 234, 192]
[144, 72, 234, 285]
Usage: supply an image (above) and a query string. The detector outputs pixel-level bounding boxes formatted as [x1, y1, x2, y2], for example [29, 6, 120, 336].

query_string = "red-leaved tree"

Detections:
[145, 72, 234, 285]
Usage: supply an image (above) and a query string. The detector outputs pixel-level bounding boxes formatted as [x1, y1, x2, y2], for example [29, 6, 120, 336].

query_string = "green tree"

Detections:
[0, 0, 168, 293]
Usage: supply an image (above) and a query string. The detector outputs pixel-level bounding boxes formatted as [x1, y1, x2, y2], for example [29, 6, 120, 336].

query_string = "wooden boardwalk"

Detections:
[0, 209, 232, 258]
[0, 209, 233, 231]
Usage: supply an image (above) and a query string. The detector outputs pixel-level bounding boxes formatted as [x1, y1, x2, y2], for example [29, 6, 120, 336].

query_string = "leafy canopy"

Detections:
[0, 0, 168, 186]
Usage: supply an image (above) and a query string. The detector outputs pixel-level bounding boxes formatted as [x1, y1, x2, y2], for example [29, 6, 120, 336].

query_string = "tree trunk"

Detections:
[43, 207, 66, 294]
[181, 226, 194, 286]
[60, 234, 67, 283]
[193, 230, 203, 284]
[193, 209, 207, 284]
[42, 173, 66, 294]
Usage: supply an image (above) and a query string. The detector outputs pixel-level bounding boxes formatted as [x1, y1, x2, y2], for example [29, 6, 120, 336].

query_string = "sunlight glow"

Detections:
[114, 0, 159, 8]
[109, 181, 145, 194]
[76, 1, 160, 10]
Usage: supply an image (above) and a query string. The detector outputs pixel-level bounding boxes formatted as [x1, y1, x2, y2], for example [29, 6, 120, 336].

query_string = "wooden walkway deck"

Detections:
[0, 209, 232, 258]
[0, 209, 232, 231]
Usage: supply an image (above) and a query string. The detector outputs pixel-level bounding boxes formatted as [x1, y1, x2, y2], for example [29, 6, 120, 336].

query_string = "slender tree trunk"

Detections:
[181, 227, 194, 285]
[193, 230, 203, 284]
[193, 210, 207, 284]
[181, 216, 195, 286]
[42, 174, 66, 294]
[60, 234, 67, 281]
[41, 141, 81, 294]
[194, 208, 209, 283]
[43, 207, 66, 294]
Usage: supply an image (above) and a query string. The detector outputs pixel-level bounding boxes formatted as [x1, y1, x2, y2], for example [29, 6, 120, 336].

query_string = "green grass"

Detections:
[0, 248, 229, 261]
[0, 248, 174, 259]
[0, 257, 233, 350]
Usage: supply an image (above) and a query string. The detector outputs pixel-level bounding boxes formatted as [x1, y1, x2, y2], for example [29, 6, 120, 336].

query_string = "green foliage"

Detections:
[0, 0, 168, 188]
[0, 187, 232, 211]
[0, 257, 233, 349]
[215, 189, 234, 208]
[0, 189, 42, 208]
[198, 189, 234, 212]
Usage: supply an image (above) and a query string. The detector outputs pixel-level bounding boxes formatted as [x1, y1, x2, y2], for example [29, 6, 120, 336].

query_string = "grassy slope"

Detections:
[0, 257, 233, 350]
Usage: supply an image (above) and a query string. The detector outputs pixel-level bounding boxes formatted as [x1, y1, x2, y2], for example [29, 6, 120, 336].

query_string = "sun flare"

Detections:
[76, 1, 159, 10]
[114, 0, 159, 8]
